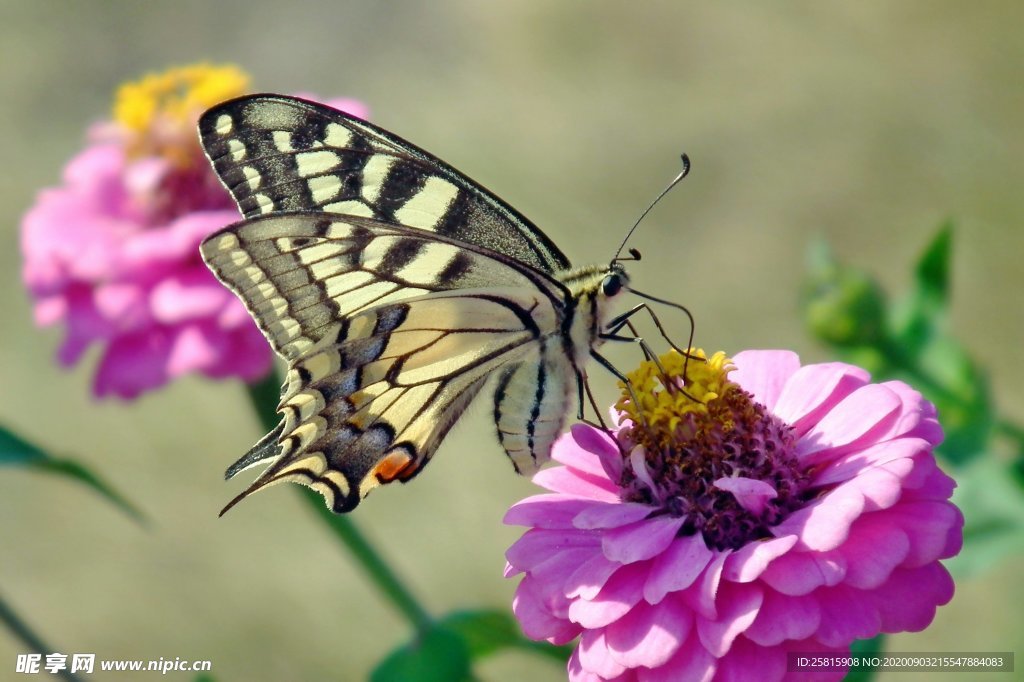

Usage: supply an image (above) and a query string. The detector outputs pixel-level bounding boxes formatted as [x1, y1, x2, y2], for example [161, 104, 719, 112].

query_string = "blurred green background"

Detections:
[2, 2, 1021, 680]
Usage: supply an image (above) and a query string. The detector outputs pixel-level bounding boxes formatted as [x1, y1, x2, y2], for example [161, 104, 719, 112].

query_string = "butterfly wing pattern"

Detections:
[199, 95, 627, 513]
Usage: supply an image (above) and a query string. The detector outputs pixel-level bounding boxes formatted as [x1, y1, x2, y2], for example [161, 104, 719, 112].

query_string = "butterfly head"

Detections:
[600, 262, 629, 298]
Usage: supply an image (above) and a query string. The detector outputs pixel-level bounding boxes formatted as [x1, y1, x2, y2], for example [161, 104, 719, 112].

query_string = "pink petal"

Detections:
[813, 437, 930, 486]
[94, 282, 149, 329]
[680, 550, 730, 620]
[577, 629, 628, 679]
[58, 286, 115, 364]
[814, 584, 882, 646]
[638, 631, 717, 682]
[759, 550, 846, 596]
[565, 553, 622, 600]
[730, 350, 801, 411]
[606, 597, 691, 669]
[695, 581, 763, 657]
[772, 363, 870, 436]
[601, 515, 686, 564]
[568, 562, 647, 628]
[563, 424, 621, 478]
[124, 211, 237, 268]
[531, 466, 619, 501]
[723, 535, 798, 582]
[839, 513, 910, 589]
[871, 563, 954, 633]
[714, 635, 786, 682]
[644, 534, 714, 604]
[207, 324, 272, 381]
[550, 428, 602, 474]
[529, 547, 599, 587]
[150, 268, 232, 324]
[882, 500, 962, 566]
[796, 384, 902, 465]
[93, 330, 172, 398]
[504, 494, 601, 528]
[568, 647, 621, 682]
[713, 476, 777, 515]
[513, 579, 580, 643]
[32, 296, 66, 325]
[773, 482, 865, 551]
[846, 463, 908, 512]
[167, 323, 223, 376]
[573, 502, 654, 530]
[879, 380, 944, 444]
[745, 588, 821, 646]
[506, 528, 600, 571]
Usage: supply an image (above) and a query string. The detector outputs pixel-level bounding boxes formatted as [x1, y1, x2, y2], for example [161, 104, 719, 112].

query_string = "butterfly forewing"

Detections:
[200, 213, 564, 361]
[199, 94, 570, 273]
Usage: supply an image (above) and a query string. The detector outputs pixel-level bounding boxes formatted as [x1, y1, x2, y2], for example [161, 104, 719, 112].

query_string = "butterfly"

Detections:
[199, 94, 688, 514]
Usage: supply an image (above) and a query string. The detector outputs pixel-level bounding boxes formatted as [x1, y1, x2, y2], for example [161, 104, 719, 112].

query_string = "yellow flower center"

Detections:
[113, 63, 250, 162]
[615, 349, 737, 451]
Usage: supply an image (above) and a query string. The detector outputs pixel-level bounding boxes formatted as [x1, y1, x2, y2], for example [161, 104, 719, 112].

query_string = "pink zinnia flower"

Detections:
[20, 64, 369, 398]
[504, 350, 962, 681]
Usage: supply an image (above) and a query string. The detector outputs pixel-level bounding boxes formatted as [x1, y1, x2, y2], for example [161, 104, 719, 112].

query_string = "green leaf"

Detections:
[439, 610, 521, 660]
[891, 224, 953, 352]
[914, 222, 952, 304]
[371, 624, 471, 682]
[845, 635, 885, 682]
[0, 424, 51, 464]
[0, 423, 145, 522]
[438, 609, 572, 663]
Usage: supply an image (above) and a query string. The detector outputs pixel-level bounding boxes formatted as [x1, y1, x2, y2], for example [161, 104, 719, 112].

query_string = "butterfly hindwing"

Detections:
[199, 94, 570, 273]
[220, 287, 560, 513]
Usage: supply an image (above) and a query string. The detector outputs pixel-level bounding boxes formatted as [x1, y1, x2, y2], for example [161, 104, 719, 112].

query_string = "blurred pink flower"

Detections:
[20, 64, 368, 398]
[504, 350, 962, 682]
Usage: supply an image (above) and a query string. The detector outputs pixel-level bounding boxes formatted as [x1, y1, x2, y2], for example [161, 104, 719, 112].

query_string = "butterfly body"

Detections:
[199, 95, 630, 512]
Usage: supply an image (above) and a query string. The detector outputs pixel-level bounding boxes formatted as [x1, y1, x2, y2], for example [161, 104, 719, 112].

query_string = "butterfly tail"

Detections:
[225, 420, 286, 480]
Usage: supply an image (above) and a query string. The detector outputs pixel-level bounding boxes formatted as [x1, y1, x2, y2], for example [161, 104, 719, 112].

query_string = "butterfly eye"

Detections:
[602, 273, 624, 297]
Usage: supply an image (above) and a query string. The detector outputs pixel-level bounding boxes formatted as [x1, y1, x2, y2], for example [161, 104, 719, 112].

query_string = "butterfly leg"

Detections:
[590, 349, 651, 430]
[573, 368, 602, 428]
[579, 373, 628, 456]
[602, 303, 705, 400]
[605, 303, 696, 358]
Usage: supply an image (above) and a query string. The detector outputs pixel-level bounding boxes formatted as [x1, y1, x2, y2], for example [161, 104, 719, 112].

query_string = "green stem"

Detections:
[243, 373, 433, 633]
[0, 592, 84, 682]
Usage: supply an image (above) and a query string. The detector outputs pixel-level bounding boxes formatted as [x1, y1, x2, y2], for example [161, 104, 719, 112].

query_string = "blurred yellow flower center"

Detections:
[113, 63, 250, 162]
[616, 349, 737, 451]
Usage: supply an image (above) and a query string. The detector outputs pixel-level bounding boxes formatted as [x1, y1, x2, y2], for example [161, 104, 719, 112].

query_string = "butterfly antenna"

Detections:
[611, 154, 691, 263]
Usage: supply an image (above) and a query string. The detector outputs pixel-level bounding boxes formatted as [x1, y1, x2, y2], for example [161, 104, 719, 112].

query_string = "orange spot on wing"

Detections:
[372, 449, 417, 483]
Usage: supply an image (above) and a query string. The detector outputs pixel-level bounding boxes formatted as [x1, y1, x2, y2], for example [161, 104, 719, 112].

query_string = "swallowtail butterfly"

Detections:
[199, 95, 687, 513]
